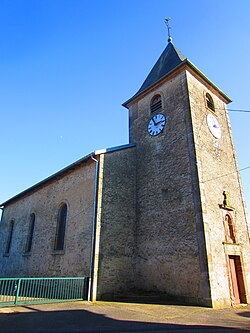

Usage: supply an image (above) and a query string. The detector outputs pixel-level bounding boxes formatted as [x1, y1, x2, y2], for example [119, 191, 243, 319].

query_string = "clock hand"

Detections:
[155, 120, 165, 125]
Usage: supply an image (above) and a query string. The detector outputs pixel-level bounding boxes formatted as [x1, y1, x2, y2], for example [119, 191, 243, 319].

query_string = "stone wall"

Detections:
[94, 147, 137, 299]
[127, 70, 211, 305]
[0, 158, 95, 278]
[187, 70, 250, 307]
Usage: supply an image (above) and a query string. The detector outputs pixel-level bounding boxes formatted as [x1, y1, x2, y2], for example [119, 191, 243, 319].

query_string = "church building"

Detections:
[0, 30, 250, 308]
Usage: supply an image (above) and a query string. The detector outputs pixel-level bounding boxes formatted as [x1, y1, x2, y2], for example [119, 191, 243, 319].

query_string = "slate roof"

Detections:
[123, 41, 231, 107]
[136, 42, 186, 97]
[123, 42, 186, 106]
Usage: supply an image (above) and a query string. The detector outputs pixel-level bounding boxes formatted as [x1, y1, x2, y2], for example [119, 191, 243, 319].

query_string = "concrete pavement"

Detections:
[0, 301, 250, 332]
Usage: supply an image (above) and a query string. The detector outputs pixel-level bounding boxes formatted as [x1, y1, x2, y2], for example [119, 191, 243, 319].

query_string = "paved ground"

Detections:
[0, 301, 250, 333]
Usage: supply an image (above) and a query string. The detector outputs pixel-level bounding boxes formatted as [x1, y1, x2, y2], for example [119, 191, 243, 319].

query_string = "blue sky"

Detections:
[0, 0, 250, 216]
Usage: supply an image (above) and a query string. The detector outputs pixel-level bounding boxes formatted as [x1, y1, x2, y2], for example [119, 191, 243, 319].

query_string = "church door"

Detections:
[228, 255, 246, 304]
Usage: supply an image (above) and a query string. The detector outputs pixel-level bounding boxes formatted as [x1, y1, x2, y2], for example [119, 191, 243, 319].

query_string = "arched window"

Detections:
[150, 94, 162, 113]
[5, 220, 14, 255]
[225, 214, 236, 243]
[205, 93, 215, 112]
[25, 213, 35, 253]
[54, 204, 68, 251]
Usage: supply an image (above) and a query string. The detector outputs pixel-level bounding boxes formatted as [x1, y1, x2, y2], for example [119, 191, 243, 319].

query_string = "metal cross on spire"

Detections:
[165, 18, 172, 43]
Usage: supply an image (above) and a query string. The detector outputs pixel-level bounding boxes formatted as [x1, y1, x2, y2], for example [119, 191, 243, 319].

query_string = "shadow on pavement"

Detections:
[0, 306, 250, 333]
[237, 311, 250, 318]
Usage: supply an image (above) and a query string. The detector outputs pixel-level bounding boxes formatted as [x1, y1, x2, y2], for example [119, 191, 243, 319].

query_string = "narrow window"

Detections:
[225, 214, 236, 243]
[54, 204, 67, 251]
[150, 94, 162, 113]
[5, 220, 14, 255]
[25, 213, 35, 253]
[205, 93, 215, 112]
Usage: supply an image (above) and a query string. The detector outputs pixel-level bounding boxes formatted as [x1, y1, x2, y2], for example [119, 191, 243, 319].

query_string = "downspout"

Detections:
[88, 153, 99, 301]
[0, 206, 4, 224]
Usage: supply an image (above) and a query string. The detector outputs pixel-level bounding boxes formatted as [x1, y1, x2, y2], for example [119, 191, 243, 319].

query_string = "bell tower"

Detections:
[123, 28, 250, 307]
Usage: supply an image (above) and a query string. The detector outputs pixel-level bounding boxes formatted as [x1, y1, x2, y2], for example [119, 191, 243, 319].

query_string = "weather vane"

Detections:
[165, 18, 172, 43]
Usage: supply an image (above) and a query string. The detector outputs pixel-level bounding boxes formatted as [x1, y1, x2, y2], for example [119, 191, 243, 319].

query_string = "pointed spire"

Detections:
[123, 20, 232, 108]
[123, 18, 188, 104]
[165, 18, 172, 43]
[124, 42, 186, 104]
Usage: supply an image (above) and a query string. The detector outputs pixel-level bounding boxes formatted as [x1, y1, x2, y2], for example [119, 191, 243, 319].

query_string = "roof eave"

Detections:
[185, 60, 232, 104]
[0, 153, 93, 207]
[0, 143, 136, 208]
[123, 59, 231, 108]
[122, 60, 186, 108]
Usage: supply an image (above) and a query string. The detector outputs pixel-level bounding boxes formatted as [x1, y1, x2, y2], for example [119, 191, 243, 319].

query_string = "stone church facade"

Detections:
[0, 38, 249, 308]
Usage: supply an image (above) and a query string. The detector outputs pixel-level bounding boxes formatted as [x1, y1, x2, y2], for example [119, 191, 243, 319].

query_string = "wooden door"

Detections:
[228, 255, 246, 304]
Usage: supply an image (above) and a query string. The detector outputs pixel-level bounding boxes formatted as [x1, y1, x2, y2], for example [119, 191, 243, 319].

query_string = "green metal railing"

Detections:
[0, 277, 88, 306]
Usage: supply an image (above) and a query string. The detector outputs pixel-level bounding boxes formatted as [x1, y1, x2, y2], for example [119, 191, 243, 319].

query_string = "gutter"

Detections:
[88, 153, 99, 301]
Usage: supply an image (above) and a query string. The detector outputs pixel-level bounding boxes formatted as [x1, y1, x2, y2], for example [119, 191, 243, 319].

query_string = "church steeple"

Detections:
[121, 23, 250, 308]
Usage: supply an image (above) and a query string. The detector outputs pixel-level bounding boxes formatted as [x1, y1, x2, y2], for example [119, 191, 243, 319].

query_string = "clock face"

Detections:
[207, 113, 221, 139]
[148, 113, 166, 136]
